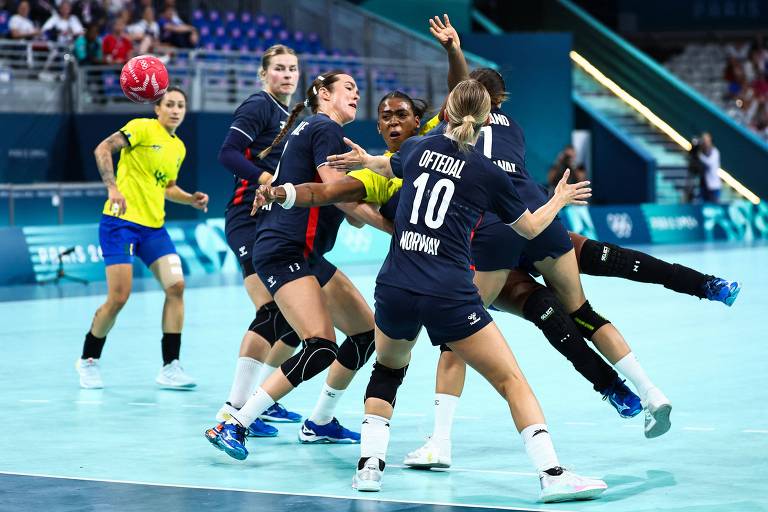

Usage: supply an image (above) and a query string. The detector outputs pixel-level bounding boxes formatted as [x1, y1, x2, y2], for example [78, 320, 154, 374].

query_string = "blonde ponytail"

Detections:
[445, 79, 491, 152]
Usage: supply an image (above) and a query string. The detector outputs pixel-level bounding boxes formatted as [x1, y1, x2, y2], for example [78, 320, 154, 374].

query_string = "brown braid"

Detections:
[257, 69, 347, 160]
[257, 103, 305, 159]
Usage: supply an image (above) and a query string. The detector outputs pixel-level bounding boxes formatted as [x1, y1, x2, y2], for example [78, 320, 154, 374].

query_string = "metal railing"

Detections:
[0, 40, 72, 113]
[0, 182, 106, 226]
[74, 51, 453, 117]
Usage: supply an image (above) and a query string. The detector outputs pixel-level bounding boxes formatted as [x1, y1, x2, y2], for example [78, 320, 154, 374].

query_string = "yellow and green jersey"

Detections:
[347, 115, 440, 206]
[102, 118, 186, 228]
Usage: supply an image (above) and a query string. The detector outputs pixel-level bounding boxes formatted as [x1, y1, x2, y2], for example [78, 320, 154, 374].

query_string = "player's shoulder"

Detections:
[235, 91, 272, 114]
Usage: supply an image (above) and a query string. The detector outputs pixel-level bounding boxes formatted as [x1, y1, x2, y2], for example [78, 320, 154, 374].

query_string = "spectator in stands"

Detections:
[696, 132, 722, 203]
[73, 0, 106, 27]
[103, 0, 130, 18]
[73, 21, 102, 64]
[547, 144, 586, 193]
[42, 1, 83, 45]
[158, 2, 197, 49]
[724, 56, 747, 100]
[9, 1, 41, 40]
[752, 101, 768, 141]
[102, 16, 132, 64]
[127, 5, 159, 55]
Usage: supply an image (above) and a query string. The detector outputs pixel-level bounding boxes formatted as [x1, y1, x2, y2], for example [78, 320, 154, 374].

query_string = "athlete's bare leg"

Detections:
[90, 263, 133, 337]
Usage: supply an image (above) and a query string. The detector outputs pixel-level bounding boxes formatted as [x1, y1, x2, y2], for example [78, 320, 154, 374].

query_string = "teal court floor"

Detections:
[1, 242, 766, 512]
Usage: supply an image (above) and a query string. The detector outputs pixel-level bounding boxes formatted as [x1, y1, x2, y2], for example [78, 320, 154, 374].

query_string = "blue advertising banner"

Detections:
[641, 204, 705, 244]
[4, 201, 767, 286]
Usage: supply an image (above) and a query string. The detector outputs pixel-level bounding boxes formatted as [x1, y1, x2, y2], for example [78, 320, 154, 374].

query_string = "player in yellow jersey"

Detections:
[76, 86, 210, 390]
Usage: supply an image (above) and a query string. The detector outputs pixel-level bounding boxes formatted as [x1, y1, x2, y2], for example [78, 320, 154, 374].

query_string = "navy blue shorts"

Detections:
[99, 215, 176, 267]
[225, 206, 258, 277]
[471, 214, 526, 272]
[518, 218, 573, 273]
[374, 284, 493, 345]
[254, 248, 337, 294]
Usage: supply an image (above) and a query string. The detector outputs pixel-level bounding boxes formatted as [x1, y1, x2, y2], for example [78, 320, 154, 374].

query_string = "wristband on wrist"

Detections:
[280, 183, 297, 209]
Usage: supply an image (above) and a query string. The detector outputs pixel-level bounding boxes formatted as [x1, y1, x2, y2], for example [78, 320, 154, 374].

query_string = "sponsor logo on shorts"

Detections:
[267, 275, 276, 288]
[468, 312, 481, 325]
[238, 245, 247, 257]
[601, 245, 610, 262]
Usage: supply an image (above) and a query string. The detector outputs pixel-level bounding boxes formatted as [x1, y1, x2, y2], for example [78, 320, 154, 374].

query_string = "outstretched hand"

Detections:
[326, 137, 370, 171]
[429, 14, 460, 52]
[251, 184, 282, 215]
[554, 169, 592, 206]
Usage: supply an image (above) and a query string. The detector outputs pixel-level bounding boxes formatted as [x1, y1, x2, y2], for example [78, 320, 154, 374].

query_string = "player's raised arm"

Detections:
[429, 14, 469, 91]
[510, 170, 591, 240]
[326, 137, 393, 177]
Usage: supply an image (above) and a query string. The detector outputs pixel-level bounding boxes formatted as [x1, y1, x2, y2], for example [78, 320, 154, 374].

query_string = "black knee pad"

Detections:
[336, 330, 375, 371]
[578, 239, 629, 277]
[364, 362, 408, 406]
[280, 337, 338, 387]
[523, 288, 578, 345]
[569, 300, 610, 340]
[439, 343, 452, 353]
[280, 330, 302, 348]
[524, 288, 616, 391]
[249, 301, 295, 346]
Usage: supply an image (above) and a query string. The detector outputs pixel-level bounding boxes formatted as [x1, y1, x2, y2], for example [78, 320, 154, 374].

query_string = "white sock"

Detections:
[309, 383, 345, 425]
[226, 357, 263, 409]
[256, 363, 278, 387]
[521, 423, 560, 473]
[614, 352, 655, 400]
[230, 387, 275, 428]
[432, 393, 458, 445]
[360, 414, 390, 463]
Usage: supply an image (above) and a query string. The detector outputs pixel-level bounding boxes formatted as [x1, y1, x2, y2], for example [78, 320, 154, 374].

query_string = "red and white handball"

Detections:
[120, 55, 169, 103]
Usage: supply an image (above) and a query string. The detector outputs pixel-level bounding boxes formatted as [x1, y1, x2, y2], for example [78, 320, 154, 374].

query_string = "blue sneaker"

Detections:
[601, 378, 642, 418]
[215, 422, 249, 460]
[260, 402, 302, 423]
[204, 422, 226, 452]
[298, 417, 360, 444]
[704, 278, 741, 307]
[246, 418, 278, 437]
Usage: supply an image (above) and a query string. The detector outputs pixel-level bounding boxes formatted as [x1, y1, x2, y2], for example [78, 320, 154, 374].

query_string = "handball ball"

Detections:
[120, 55, 169, 103]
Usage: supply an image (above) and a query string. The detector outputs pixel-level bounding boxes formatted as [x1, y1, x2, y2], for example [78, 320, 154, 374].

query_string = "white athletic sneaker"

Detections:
[156, 360, 196, 389]
[643, 387, 672, 438]
[352, 458, 383, 492]
[216, 402, 239, 422]
[539, 468, 607, 503]
[403, 436, 452, 469]
[76, 358, 103, 389]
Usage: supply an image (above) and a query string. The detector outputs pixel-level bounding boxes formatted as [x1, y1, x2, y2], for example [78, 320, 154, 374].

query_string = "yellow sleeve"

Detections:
[119, 118, 150, 148]
[347, 169, 396, 206]
[419, 114, 441, 135]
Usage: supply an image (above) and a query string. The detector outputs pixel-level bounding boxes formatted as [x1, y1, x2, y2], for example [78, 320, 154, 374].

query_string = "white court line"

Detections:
[743, 429, 768, 434]
[75, 401, 102, 405]
[0, 470, 580, 512]
[564, 421, 597, 426]
[181, 405, 207, 409]
[18, 399, 49, 403]
[127, 402, 156, 407]
[682, 427, 715, 432]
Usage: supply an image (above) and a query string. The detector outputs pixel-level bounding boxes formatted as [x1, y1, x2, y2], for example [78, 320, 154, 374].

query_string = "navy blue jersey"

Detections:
[226, 91, 290, 209]
[476, 107, 548, 210]
[255, 113, 347, 258]
[377, 134, 528, 299]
